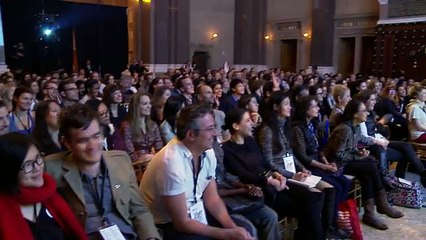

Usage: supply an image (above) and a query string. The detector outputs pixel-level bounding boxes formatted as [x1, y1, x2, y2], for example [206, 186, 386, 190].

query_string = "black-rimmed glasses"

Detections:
[20, 153, 45, 174]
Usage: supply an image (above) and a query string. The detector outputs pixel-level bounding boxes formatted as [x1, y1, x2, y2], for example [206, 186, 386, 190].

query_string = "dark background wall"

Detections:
[0, 0, 127, 77]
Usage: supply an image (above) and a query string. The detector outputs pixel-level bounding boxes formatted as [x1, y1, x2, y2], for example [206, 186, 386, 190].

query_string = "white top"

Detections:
[407, 100, 426, 140]
[359, 122, 385, 140]
[140, 137, 217, 224]
[159, 120, 175, 144]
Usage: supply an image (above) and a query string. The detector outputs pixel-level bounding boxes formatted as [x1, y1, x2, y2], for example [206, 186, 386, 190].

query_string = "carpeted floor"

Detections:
[361, 172, 426, 240]
[361, 206, 426, 240]
[283, 172, 426, 240]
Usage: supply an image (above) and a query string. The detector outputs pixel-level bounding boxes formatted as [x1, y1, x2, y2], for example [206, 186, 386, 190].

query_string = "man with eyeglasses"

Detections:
[0, 100, 10, 135]
[140, 104, 254, 240]
[45, 104, 161, 240]
[59, 79, 80, 108]
[42, 80, 61, 103]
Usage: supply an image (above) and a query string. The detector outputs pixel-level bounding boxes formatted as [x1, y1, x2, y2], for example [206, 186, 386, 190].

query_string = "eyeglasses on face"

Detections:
[194, 125, 217, 133]
[20, 152, 45, 174]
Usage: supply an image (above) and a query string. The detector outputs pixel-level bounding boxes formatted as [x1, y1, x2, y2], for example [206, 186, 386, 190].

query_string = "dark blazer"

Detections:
[324, 121, 364, 165]
[257, 125, 305, 179]
[110, 103, 128, 130]
[45, 150, 161, 240]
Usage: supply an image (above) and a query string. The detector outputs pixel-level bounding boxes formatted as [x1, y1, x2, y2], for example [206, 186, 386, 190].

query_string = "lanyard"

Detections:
[278, 125, 291, 153]
[308, 122, 319, 148]
[191, 157, 202, 203]
[87, 169, 108, 217]
[14, 111, 31, 133]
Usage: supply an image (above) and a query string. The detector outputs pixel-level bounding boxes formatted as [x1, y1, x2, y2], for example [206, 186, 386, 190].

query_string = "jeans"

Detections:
[387, 141, 425, 178]
[243, 205, 280, 240]
[156, 212, 257, 240]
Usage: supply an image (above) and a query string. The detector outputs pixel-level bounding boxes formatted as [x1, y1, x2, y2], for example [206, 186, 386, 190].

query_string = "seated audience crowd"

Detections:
[0, 64, 425, 240]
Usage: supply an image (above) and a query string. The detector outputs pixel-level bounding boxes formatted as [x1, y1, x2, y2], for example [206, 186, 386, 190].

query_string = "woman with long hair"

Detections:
[9, 86, 35, 135]
[257, 91, 340, 239]
[151, 86, 171, 125]
[0, 133, 87, 240]
[32, 100, 62, 155]
[325, 99, 403, 230]
[0, 84, 15, 112]
[102, 84, 127, 129]
[226, 107, 323, 240]
[292, 95, 352, 237]
[159, 95, 185, 143]
[120, 92, 164, 162]
[148, 77, 164, 95]
[380, 85, 409, 140]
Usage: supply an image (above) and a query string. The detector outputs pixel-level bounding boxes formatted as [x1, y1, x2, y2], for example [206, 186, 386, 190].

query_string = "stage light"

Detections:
[43, 28, 52, 36]
[36, 13, 60, 42]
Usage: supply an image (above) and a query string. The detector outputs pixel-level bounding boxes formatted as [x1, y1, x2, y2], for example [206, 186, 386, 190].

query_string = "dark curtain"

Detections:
[1, 0, 127, 77]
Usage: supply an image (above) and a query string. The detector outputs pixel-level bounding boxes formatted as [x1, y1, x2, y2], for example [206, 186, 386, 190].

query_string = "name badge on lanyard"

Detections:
[189, 201, 208, 224]
[283, 154, 296, 173]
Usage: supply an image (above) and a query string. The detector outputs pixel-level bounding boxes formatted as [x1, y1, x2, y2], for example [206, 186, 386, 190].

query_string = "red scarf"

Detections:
[0, 174, 87, 240]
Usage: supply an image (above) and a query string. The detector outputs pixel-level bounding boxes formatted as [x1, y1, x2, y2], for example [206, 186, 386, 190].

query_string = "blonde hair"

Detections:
[332, 84, 349, 102]
[408, 83, 425, 99]
[0, 85, 16, 111]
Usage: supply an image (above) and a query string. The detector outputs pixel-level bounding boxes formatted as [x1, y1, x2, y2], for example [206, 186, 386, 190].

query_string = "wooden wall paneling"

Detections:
[383, 34, 394, 77]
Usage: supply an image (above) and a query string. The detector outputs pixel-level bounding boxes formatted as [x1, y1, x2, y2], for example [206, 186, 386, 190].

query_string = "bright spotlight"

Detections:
[43, 28, 52, 36]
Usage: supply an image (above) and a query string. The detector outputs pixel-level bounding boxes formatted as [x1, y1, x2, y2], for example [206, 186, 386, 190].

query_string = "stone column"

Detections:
[310, 0, 335, 72]
[354, 36, 362, 74]
[233, 0, 267, 66]
[152, 0, 189, 65]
